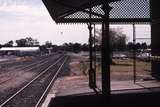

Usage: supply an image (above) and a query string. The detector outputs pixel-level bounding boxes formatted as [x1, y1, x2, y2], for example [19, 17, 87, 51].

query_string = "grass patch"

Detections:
[80, 58, 151, 74]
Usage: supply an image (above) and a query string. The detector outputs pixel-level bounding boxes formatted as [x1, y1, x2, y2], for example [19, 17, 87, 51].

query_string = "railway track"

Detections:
[0, 55, 68, 107]
[0, 54, 62, 86]
[0, 54, 56, 70]
[0, 54, 63, 103]
[0, 54, 61, 75]
[15, 54, 62, 71]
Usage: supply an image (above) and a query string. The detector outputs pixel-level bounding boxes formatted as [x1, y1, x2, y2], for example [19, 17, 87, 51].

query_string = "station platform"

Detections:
[41, 75, 160, 107]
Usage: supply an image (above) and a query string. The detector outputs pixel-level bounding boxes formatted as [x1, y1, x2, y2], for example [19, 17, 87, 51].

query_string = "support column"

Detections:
[88, 23, 96, 89]
[101, 1, 110, 96]
[133, 24, 137, 83]
[88, 7, 96, 89]
[151, 1, 160, 79]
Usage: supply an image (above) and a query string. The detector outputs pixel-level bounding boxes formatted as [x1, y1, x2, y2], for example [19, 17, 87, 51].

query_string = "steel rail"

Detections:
[15, 54, 57, 70]
[22, 54, 63, 71]
[0, 53, 51, 65]
[0, 58, 51, 86]
[0, 60, 19, 65]
[35, 56, 68, 107]
[0, 55, 61, 86]
[0, 54, 53, 68]
[0, 55, 65, 107]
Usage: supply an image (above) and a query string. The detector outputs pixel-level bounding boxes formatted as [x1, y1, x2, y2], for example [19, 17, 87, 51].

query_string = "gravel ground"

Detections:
[3, 56, 69, 107]
[0, 54, 62, 106]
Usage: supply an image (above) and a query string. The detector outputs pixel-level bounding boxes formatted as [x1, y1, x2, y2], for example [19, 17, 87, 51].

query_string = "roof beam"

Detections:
[56, 18, 151, 23]
[53, 0, 104, 19]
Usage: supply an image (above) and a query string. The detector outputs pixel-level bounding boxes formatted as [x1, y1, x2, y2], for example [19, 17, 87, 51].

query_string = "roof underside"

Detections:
[42, 0, 150, 23]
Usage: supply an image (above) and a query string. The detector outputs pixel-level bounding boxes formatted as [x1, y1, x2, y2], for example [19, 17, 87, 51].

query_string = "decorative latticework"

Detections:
[65, 11, 102, 19]
[63, 0, 150, 23]
[66, 11, 90, 19]
[109, 0, 150, 19]
[43, 0, 151, 23]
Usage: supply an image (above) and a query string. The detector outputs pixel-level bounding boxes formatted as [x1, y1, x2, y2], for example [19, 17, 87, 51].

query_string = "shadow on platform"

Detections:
[48, 89, 160, 107]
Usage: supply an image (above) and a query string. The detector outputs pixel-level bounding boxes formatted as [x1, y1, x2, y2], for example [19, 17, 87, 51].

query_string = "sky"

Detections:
[0, 0, 151, 45]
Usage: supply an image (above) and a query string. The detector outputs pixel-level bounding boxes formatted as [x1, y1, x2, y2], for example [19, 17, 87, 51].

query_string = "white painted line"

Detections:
[41, 94, 55, 107]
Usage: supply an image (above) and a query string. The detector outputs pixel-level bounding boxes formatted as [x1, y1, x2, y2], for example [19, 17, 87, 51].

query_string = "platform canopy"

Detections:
[42, 0, 151, 23]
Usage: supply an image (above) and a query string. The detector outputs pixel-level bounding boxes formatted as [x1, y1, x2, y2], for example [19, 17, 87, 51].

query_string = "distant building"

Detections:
[0, 47, 40, 56]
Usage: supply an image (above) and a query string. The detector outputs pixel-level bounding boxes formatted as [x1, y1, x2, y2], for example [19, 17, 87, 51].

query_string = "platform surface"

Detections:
[41, 75, 160, 107]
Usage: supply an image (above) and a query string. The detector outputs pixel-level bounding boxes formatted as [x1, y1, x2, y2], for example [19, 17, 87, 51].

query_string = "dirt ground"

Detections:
[68, 53, 88, 76]
[67, 52, 153, 81]
[0, 70, 36, 92]
[0, 56, 39, 92]
[47, 52, 157, 97]
[73, 52, 153, 81]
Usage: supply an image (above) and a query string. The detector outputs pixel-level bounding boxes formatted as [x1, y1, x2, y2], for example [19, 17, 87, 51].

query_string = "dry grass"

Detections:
[111, 59, 151, 74]
[80, 58, 151, 75]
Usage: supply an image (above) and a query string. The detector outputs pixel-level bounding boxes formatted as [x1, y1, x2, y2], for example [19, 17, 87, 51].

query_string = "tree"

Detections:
[81, 43, 89, 51]
[62, 43, 71, 51]
[16, 39, 27, 47]
[45, 41, 52, 48]
[127, 42, 134, 50]
[110, 28, 127, 51]
[39, 41, 53, 54]
[4, 40, 14, 47]
[25, 37, 39, 46]
[40, 45, 48, 54]
[95, 28, 127, 51]
[72, 43, 81, 53]
[135, 43, 141, 50]
[62, 42, 82, 53]
[52, 45, 59, 52]
[141, 42, 147, 49]
[16, 37, 39, 47]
